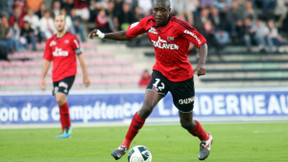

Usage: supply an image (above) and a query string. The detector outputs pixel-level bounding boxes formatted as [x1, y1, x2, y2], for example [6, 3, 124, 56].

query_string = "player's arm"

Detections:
[41, 39, 53, 90]
[181, 24, 208, 76]
[40, 59, 51, 90]
[77, 53, 90, 87]
[88, 30, 129, 40]
[88, 20, 146, 41]
[72, 37, 91, 87]
[196, 43, 208, 76]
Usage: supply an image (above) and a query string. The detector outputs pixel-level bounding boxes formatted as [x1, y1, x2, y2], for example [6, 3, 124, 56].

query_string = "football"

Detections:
[128, 145, 152, 162]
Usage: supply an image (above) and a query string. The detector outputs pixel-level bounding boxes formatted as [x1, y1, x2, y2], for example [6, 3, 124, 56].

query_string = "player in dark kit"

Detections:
[41, 14, 90, 138]
[89, 0, 212, 160]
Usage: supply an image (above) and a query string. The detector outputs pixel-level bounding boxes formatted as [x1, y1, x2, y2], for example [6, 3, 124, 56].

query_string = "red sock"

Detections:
[189, 120, 209, 141]
[59, 102, 71, 131]
[121, 113, 146, 148]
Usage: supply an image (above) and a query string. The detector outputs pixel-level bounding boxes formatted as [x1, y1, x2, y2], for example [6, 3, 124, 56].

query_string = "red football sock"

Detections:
[59, 102, 71, 131]
[121, 113, 146, 148]
[189, 120, 209, 141]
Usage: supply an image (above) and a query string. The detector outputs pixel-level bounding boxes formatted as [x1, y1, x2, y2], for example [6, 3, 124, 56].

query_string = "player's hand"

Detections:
[196, 63, 206, 76]
[83, 76, 91, 87]
[40, 79, 46, 90]
[88, 29, 98, 40]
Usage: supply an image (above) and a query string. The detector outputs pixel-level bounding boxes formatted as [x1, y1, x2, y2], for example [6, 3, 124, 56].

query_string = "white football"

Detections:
[128, 145, 152, 162]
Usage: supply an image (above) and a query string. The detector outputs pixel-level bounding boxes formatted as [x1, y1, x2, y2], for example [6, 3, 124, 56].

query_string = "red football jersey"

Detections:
[126, 16, 207, 82]
[43, 32, 82, 82]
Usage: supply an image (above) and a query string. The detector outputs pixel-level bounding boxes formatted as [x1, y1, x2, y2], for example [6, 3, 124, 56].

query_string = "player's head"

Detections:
[152, 0, 171, 26]
[54, 14, 66, 33]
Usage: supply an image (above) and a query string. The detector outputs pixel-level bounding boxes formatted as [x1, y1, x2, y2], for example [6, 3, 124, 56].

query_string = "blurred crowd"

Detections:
[0, 0, 288, 58]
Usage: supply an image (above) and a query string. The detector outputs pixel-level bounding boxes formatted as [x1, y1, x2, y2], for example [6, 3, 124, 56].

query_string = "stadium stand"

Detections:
[1, 0, 288, 91]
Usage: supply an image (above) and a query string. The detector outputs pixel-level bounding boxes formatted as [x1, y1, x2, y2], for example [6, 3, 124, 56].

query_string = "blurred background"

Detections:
[0, 0, 288, 126]
[0, 0, 288, 91]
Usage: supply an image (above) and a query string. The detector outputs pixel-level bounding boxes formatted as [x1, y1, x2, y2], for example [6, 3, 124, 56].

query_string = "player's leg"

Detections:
[55, 93, 71, 132]
[111, 70, 168, 160]
[179, 112, 212, 160]
[111, 90, 163, 160]
[53, 76, 75, 138]
[123, 90, 163, 147]
[171, 77, 212, 160]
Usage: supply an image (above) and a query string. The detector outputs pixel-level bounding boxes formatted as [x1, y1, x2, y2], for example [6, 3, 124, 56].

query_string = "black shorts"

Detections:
[147, 70, 195, 113]
[52, 75, 75, 96]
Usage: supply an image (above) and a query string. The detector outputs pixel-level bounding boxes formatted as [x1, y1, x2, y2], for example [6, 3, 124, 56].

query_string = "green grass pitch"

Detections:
[0, 122, 287, 162]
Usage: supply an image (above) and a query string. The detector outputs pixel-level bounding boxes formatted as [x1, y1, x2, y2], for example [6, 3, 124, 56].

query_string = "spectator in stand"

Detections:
[20, 20, 37, 51]
[202, 20, 220, 54]
[36, 3, 47, 19]
[74, 0, 90, 22]
[256, 0, 276, 14]
[13, 1, 25, 16]
[26, 0, 42, 13]
[267, 19, 283, 53]
[40, 10, 56, 40]
[117, 2, 136, 31]
[234, 19, 245, 45]
[52, 1, 61, 17]
[138, 0, 153, 16]
[71, 8, 86, 42]
[243, 0, 257, 21]
[215, 28, 229, 55]
[213, 0, 229, 12]
[134, 5, 145, 21]
[209, 6, 227, 29]
[194, 7, 210, 30]
[95, 9, 111, 33]
[113, 0, 124, 30]
[274, 0, 288, 33]
[243, 17, 256, 52]
[199, 0, 215, 9]
[186, 0, 200, 25]
[9, 6, 24, 29]
[24, 8, 40, 30]
[107, 1, 117, 32]
[23, 8, 40, 37]
[61, 0, 75, 16]
[0, 16, 14, 56]
[172, 0, 197, 25]
[0, 1, 11, 17]
[253, 18, 269, 53]
[227, 0, 245, 43]
[138, 69, 152, 87]
[11, 21, 23, 52]
[213, 0, 229, 20]
[60, 8, 74, 33]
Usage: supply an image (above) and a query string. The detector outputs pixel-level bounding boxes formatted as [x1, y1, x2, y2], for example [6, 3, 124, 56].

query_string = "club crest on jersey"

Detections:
[52, 47, 68, 57]
[65, 40, 69, 44]
[50, 41, 56, 47]
[167, 37, 174, 41]
[151, 36, 179, 50]
[148, 27, 158, 34]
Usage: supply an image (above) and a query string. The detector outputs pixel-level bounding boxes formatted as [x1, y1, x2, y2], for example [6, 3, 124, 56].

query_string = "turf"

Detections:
[0, 122, 287, 162]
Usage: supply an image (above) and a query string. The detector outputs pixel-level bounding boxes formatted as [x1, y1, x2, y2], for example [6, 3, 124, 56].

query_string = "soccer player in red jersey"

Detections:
[41, 14, 90, 138]
[89, 0, 212, 160]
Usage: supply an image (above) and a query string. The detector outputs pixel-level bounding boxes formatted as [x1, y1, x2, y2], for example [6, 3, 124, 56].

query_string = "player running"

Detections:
[89, 0, 212, 160]
[41, 14, 90, 138]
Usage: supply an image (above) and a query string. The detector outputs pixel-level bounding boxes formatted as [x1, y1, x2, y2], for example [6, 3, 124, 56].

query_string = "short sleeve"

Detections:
[71, 37, 82, 55]
[126, 20, 147, 38]
[178, 22, 207, 48]
[43, 39, 52, 61]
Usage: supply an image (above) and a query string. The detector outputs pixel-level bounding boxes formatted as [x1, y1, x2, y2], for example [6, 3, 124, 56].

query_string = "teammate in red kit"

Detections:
[41, 14, 90, 138]
[89, 0, 212, 160]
